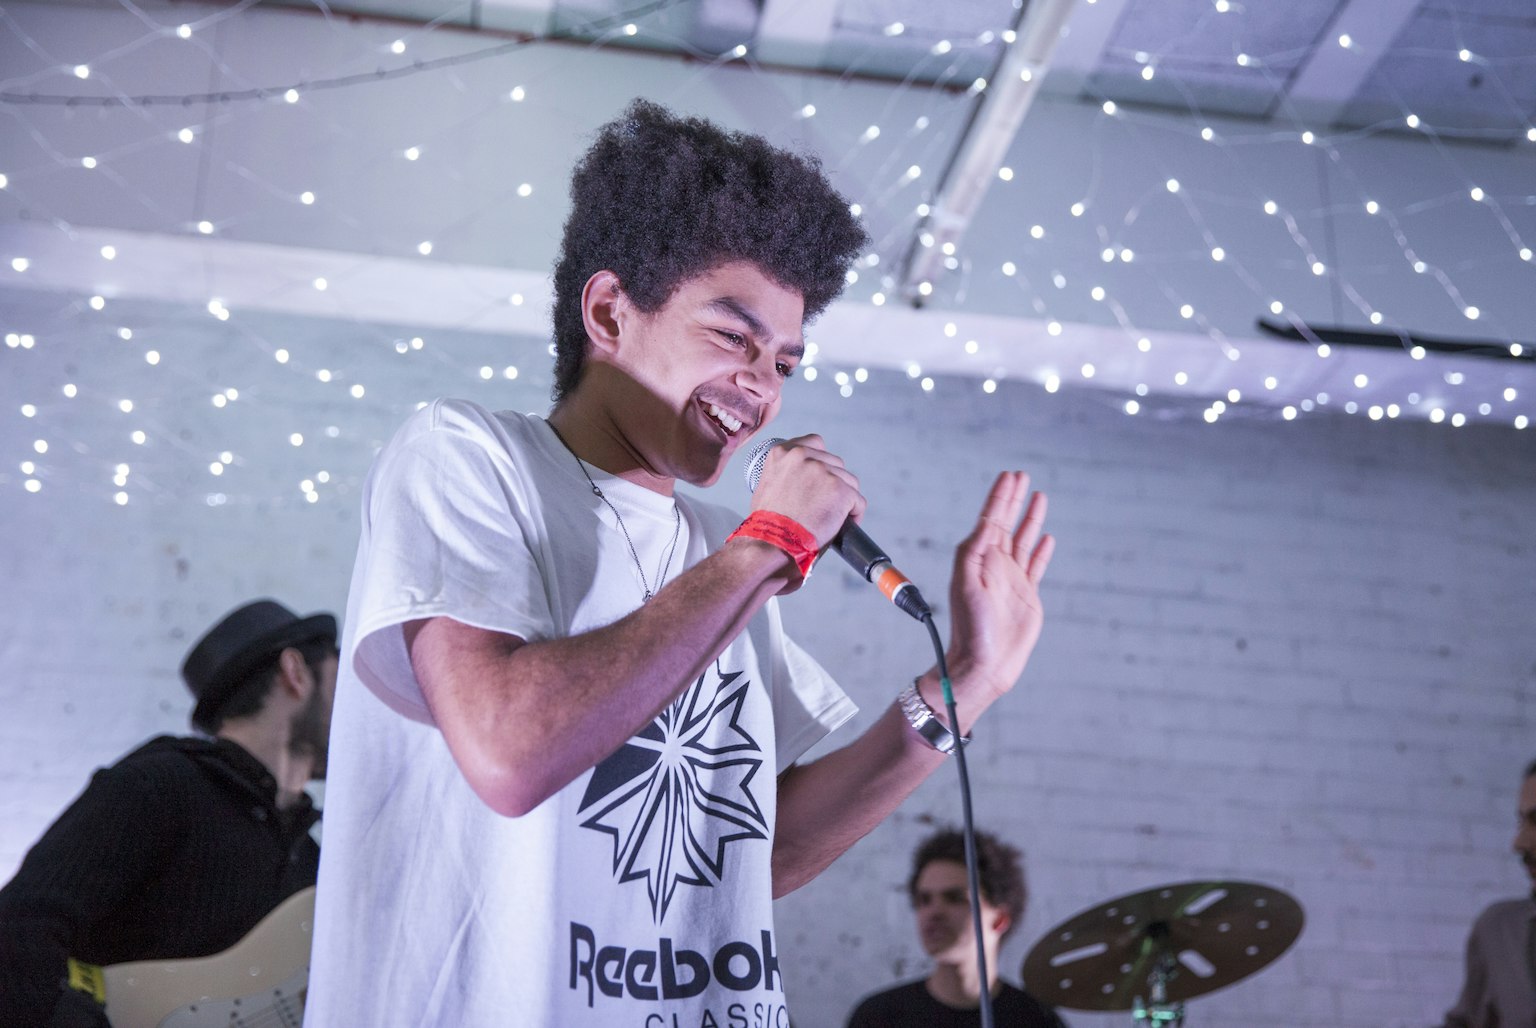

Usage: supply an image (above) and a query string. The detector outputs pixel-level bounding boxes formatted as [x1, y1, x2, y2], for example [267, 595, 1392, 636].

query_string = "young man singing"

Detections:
[305, 99, 1055, 1027]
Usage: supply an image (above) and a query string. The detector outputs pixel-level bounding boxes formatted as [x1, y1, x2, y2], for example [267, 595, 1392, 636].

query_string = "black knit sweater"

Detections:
[0, 736, 320, 1026]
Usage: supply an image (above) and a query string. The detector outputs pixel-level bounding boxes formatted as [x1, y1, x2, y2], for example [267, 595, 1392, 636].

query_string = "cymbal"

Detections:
[1020, 880, 1303, 1011]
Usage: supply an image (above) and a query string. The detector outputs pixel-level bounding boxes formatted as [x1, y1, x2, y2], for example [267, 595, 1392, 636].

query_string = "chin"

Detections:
[673, 449, 732, 488]
[920, 934, 957, 959]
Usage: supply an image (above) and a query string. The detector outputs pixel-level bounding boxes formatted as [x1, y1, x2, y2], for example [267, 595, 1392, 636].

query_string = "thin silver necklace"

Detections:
[551, 426, 683, 603]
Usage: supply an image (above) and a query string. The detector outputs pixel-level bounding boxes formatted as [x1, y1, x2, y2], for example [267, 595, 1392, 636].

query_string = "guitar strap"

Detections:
[65, 957, 108, 1006]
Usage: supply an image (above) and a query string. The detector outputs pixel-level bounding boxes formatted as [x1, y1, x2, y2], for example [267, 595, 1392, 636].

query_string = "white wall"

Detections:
[770, 367, 1534, 1027]
[2, 4, 1535, 1026]
[3, 283, 1532, 1026]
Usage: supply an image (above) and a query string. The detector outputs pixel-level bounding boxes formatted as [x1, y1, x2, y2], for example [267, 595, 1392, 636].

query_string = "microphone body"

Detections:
[744, 438, 932, 621]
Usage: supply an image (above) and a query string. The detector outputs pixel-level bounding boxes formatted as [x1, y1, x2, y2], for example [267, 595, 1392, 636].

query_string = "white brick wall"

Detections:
[2, 289, 1532, 1027]
[764, 378, 1535, 1027]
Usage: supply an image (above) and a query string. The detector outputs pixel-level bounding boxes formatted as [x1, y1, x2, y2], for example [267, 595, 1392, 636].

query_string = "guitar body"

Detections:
[97, 886, 314, 1028]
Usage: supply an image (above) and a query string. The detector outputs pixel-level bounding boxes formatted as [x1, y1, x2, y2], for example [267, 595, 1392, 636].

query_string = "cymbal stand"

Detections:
[1130, 952, 1185, 1028]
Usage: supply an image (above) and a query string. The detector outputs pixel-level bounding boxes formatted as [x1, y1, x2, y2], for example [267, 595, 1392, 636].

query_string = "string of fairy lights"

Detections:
[2, 0, 1533, 510]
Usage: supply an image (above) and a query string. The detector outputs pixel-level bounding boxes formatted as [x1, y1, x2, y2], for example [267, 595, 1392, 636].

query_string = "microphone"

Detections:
[744, 438, 932, 621]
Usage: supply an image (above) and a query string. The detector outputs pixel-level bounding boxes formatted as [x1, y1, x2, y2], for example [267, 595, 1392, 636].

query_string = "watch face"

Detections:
[921, 720, 955, 753]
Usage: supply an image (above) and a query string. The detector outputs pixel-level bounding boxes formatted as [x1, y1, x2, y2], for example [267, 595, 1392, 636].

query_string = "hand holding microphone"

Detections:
[742, 437, 932, 621]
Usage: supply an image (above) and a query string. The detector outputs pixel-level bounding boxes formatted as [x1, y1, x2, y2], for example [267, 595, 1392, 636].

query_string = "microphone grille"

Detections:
[743, 437, 784, 492]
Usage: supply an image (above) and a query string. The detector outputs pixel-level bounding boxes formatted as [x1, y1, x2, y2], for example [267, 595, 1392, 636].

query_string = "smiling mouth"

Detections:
[704, 401, 746, 436]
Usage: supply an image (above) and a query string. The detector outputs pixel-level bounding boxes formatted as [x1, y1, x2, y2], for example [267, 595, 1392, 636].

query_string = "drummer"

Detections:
[846, 827, 1068, 1027]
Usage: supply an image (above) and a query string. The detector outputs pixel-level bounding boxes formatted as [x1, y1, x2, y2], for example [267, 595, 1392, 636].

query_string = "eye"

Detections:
[776, 361, 795, 379]
[716, 330, 746, 347]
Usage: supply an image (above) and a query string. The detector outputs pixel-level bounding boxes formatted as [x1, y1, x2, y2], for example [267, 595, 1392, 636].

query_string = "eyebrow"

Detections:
[704, 297, 805, 359]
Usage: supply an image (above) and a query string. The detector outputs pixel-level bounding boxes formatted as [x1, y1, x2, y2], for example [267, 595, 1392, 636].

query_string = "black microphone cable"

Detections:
[920, 613, 995, 1028]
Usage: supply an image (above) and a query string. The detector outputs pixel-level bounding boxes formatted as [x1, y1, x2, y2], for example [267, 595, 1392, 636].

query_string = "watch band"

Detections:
[897, 681, 969, 754]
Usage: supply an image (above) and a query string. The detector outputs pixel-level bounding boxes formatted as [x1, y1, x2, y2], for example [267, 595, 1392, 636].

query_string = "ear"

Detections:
[992, 909, 1012, 938]
[275, 647, 314, 703]
[580, 270, 628, 359]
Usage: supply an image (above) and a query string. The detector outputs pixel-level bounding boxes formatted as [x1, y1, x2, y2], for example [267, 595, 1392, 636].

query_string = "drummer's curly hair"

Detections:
[908, 828, 1028, 942]
[549, 98, 868, 401]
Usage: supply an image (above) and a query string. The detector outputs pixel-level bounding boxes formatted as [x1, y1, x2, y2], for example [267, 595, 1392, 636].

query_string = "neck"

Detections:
[549, 392, 675, 496]
[926, 954, 997, 1010]
[216, 722, 315, 810]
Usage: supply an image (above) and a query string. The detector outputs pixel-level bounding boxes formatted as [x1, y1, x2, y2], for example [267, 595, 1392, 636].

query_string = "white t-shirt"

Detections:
[306, 399, 856, 1028]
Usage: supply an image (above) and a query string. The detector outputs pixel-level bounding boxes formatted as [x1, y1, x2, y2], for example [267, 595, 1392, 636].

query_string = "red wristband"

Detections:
[727, 511, 819, 580]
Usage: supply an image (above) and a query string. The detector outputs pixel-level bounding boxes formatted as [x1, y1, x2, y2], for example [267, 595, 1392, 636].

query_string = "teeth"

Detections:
[707, 402, 743, 433]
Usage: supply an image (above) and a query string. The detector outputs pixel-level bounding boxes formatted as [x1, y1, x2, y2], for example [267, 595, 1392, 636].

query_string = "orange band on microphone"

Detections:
[873, 565, 912, 603]
[728, 511, 818, 580]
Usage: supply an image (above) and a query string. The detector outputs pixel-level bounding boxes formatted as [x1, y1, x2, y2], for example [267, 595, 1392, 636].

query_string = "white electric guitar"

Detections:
[70, 886, 315, 1028]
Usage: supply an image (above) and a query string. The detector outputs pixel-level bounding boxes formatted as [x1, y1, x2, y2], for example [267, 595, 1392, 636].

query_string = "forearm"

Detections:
[770, 661, 1010, 896]
[774, 471, 1053, 895]
[771, 703, 943, 896]
[416, 536, 795, 816]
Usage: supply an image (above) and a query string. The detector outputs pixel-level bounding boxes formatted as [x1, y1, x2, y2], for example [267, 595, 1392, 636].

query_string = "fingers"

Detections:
[752, 434, 864, 545]
[973, 471, 1028, 542]
[1027, 533, 1056, 585]
[965, 472, 1053, 582]
[1011, 490, 1047, 562]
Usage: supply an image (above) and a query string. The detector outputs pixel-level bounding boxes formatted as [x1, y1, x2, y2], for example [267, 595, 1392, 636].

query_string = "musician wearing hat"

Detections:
[0, 599, 338, 1028]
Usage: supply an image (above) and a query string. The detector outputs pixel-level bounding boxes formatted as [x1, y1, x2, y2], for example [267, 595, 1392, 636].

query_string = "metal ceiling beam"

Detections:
[1282, 0, 1419, 128]
[265, 0, 558, 36]
[899, 0, 1079, 303]
[1034, 0, 1134, 99]
[753, 0, 840, 68]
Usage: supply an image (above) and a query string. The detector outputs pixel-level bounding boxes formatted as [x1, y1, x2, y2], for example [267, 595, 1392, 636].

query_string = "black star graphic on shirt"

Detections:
[577, 666, 768, 924]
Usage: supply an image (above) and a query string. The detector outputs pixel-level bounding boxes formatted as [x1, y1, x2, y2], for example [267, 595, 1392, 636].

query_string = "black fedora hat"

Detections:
[182, 599, 337, 732]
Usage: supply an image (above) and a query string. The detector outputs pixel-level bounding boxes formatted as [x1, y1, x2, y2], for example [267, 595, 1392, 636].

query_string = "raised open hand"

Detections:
[944, 471, 1055, 702]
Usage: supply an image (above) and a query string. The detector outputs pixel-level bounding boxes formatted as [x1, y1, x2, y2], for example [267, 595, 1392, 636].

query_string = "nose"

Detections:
[735, 350, 783, 404]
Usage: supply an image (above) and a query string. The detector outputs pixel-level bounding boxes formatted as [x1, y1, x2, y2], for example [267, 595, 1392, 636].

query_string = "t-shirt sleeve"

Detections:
[844, 994, 879, 1028]
[349, 402, 556, 723]
[766, 607, 857, 769]
[683, 496, 856, 768]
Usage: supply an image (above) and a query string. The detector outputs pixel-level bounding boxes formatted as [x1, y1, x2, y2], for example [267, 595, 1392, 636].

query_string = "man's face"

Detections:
[290, 649, 339, 780]
[609, 261, 805, 487]
[1514, 773, 1536, 889]
[912, 859, 1007, 967]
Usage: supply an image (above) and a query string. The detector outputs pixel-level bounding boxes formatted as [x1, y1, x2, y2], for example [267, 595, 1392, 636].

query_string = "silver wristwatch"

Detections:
[897, 681, 969, 754]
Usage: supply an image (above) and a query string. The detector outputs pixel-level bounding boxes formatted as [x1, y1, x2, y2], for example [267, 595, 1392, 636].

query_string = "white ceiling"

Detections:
[299, 0, 1536, 138]
[2, 0, 1534, 430]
